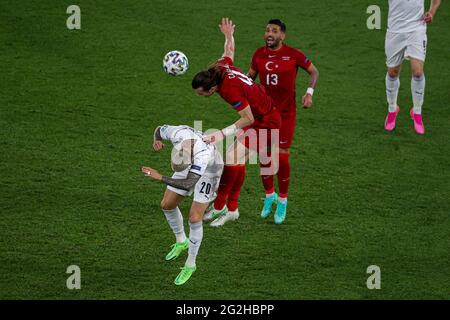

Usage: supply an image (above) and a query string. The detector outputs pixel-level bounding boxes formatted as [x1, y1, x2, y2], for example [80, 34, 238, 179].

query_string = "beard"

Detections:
[265, 38, 281, 49]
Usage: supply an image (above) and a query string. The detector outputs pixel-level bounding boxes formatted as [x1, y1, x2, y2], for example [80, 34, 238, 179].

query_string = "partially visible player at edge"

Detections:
[384, 0, 441, 134]
[192, 18, 281, 226]
[247, 19, 319, 223]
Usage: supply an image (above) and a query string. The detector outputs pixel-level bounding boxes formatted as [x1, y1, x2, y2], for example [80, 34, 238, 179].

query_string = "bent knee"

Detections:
[160, 198, 176, 211]
[388, 68, 401, 78]
[412, 71, 424, 78]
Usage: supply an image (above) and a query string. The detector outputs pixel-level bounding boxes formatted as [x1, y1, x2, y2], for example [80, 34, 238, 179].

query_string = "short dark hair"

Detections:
[267, 19, 286, 32]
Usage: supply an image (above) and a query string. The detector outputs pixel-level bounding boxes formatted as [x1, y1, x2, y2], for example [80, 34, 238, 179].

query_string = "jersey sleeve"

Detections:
[220, 81, 249, 112]
[294, 49, 312, 70]
[158, 124, 170, 140]
[218, 56, 233, 67]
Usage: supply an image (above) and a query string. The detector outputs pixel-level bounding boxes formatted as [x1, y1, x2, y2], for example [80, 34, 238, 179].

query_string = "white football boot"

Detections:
[203, 202, 216, 222]
[210, 208, 240, 227]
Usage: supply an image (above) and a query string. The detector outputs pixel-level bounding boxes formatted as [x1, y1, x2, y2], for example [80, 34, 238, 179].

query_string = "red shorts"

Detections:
[279, 113, 296, 149]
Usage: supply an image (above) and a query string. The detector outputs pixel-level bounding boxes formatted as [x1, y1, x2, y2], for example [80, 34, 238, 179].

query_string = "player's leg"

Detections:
[409, 58, 426, 134]
[259, 127, 276, 210]
[210, 140, 246, 227]
[384, 31, 406, 131]
[385, 65, 402, 131]
[160, 188, 189, 261]
[407, 29, 427, 134]
[274, 147, 290, 224]
[272, 116, 295, 224]
[227, 164, 245, 210]
[258, 126, 278, 219]
[224, 139, 248, 220]
[173, 200, 209, 285]
[211, 140, 243, 214]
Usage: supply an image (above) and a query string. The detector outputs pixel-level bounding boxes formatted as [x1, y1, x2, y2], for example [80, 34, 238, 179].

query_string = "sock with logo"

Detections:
[386, 73, 400, 113]
[277, 152, 290, 199]
[411, 74, 425, 115]
[163, 207, 187, 243]
[185, 221, 203, 267]
[227, 165, 246, 211]
[214, 165, 239, 210]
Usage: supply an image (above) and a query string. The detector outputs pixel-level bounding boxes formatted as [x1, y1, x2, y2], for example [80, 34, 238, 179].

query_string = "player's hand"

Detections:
[203, 131, 224, 144]
[142, 166, 162, 181]
[423, 12, 433, 24]
[302, 94, 313, 108]
[219, 17, 235, 38]
[153, 140, 165, 151]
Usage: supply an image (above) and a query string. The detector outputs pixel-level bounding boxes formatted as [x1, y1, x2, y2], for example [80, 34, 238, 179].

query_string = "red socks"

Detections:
[260, 160, 275, 194]
[277, 152, 290, 198]
[214, 165, 242, 211]
[213, 153, 290, 211]
[227, 165, 246, 211]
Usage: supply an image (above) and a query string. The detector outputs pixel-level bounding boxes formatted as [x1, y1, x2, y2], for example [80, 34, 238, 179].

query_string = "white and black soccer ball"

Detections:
[163, 50, 189, 76]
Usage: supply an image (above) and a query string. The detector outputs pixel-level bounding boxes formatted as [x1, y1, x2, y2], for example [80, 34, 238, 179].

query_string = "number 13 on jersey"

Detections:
[266, 74, 278, 85]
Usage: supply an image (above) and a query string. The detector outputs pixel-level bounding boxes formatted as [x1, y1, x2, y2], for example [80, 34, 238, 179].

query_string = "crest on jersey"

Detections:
[265, 61, 279, 71]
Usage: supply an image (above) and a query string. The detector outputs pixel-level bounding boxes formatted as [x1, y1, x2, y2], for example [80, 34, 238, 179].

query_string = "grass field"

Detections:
[1, 0, 449, 299]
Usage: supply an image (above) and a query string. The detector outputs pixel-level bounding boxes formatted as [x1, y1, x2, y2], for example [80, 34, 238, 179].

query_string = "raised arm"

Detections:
[219, 17, 235, 61]
[152, 126, 166, 151]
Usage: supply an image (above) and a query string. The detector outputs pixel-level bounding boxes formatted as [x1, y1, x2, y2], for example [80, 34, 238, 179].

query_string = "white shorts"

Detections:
[167, 170, 222, 204]
[385, 29, 427, 68]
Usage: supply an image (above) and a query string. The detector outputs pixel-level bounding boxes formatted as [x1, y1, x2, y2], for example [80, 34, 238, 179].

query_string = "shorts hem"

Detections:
[404, 54, 425, 63]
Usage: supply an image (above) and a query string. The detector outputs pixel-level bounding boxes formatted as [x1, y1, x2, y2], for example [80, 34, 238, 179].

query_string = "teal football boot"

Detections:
[261, 193, 278, 219]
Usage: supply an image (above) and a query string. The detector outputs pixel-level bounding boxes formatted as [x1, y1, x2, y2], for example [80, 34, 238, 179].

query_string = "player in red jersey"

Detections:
[248, 19, 319, 224]
[192, 18, 281, 227]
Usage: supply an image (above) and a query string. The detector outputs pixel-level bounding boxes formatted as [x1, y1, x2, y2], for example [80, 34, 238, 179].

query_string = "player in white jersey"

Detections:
[141, 124, 223, 285]
[384, 0, 441, 135]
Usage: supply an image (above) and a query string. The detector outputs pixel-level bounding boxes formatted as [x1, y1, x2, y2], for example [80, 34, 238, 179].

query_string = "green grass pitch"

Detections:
[1, 0, 449, 299]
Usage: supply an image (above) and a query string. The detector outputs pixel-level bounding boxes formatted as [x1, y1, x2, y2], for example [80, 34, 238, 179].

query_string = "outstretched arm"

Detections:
[203, 105, 254, 144]
[424, 0, 441, 23]
[142, 166, 201, 191]
[220, 17, 235, 61]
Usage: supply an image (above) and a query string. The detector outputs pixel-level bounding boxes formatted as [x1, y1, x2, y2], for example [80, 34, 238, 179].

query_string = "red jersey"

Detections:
[217, 57, 280, 129]
[251, 44, 312, 116]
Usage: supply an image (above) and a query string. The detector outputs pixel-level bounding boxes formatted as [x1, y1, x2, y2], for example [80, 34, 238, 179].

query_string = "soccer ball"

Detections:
[163, 50, 189, 76]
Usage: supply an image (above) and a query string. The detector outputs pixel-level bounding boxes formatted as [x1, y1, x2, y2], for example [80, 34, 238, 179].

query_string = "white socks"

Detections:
[163, 208, 203, 268]
[185, 221, 203, 267]
[386, 73, 400, 113]
[411, 75, 425, 115]
[386, 73, 426, 114]
[163, 207, 187, 243]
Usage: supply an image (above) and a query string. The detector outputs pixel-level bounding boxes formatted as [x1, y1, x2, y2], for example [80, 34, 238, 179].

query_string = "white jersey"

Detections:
[388, 0, 426, 33]
[159, 125, 223, 178]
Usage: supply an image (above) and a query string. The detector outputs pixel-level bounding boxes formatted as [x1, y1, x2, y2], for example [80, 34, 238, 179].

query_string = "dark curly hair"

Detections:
[192, 63, 224, 91]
